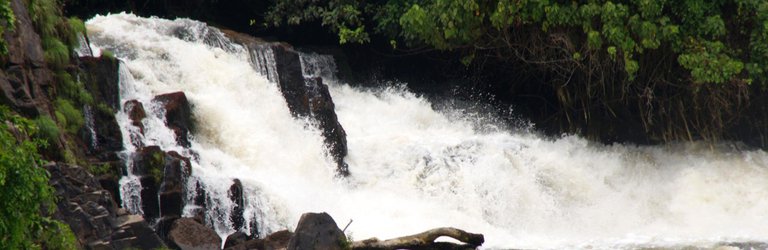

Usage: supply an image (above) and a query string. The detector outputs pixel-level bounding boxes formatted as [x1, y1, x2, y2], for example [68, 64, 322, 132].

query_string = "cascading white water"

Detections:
[86, 13, 768, 249]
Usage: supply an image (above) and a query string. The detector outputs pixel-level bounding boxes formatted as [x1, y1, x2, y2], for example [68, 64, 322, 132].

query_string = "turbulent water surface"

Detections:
[86, 13, 768, 249]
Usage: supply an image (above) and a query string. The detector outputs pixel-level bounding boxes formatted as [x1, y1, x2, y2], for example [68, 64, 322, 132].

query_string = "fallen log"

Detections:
[351, 227, 484, 250]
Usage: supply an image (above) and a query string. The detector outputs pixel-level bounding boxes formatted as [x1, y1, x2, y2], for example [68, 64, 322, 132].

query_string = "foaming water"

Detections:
[87, 13, 768, 249]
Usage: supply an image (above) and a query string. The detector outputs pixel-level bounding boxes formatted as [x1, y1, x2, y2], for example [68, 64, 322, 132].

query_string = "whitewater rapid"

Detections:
[86, 13, 768, 249]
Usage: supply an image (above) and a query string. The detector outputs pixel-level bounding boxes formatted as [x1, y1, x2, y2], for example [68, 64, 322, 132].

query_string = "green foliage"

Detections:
[266, 0, 370, 44]
[65, 17, 85, 48]
[339, 232, 353, 250]
[34, 115, 59, 144]
[54, 99, 83, 135]
[0, 0, 15, 55]
[42, 37, 69, 70]
[0, 106, 78, 249]
[149, 151, 164, 183]
[266, 0, 766, 84]
[38, 218, 78, 250]
[0, 106, 53, 249]
[56, 71, 93, 105]
[100, 49, 115, 60]
[266, 0, 768, 143]
[89, 163, 115, 176]
[96, 102, 113, 114]
[28, 0, 59, 39]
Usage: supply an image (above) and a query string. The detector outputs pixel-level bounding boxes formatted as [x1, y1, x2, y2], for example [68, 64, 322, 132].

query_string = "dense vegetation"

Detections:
[266, 0, 768, 144]
[0, 106, 77, 249]
[1, 0, 89, 248]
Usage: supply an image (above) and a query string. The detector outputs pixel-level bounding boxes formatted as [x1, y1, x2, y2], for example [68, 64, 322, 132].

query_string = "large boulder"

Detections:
[287, 212, 346, 250]
[45, 162, 166, 249]
[168, 218, 222, 250]
[271, 46, 349, 176]
[153, 92, 194, 147]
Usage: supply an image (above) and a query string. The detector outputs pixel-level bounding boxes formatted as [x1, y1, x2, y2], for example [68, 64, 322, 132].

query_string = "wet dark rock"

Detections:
[89, 104, 123, 159]
[224, 232, 248, 249]
[124, 99, 147, 147]
[79, 56, 120, 110]
[125, 100, 147, 125]
[225, 230, 293, 250]
[168, 218, 222, 250]
[139, 175, 161, 220]
[153, 92, 194, 147]
[133, 146, 192, 221]
[229, 179, 245, 231]
[271, 46, 349, 176]
[76, 56, 123, 159]
[156, 215, 180, 245]
[160, 151, 191, 217]
[287, 212, 345, 250]
[45, 162, 165, 249]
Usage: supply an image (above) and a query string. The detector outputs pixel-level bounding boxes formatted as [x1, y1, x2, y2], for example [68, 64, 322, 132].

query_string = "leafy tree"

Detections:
[265, 0, 768, 143]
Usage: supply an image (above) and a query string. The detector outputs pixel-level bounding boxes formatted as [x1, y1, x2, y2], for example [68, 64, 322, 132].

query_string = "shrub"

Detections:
[28, 0, 59, 39]
[34, 115, 60, 144]
[38, 219, 78, 250]
[0, 106, 78, 249]
[100, 49, 115, 60]
[65, 17, 85, 48]
[54, 99, 83, 134]
[56, 71, 93, 105]
[42, 37, 69, 70]
[0, 0, 15, 55]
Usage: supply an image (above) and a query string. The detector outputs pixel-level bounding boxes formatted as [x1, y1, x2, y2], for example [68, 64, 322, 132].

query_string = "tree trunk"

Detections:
[351, 227, 484, 250]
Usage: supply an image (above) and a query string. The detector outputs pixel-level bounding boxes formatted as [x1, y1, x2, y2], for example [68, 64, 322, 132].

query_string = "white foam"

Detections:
[88, 13, 768, 249]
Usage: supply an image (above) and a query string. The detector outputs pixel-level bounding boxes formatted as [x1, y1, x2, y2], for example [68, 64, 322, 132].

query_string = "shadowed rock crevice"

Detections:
[46, 163, 166, 249]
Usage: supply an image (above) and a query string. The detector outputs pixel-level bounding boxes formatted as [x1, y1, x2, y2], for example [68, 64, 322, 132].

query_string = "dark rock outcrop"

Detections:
[168, 218, 222, 250]
[45, 162, 166, 249]
[79, 56, 120, 110]
[125, 99, 146, 131]
[0, 0, 52, 116]
[133, 146, 192, 221]
[124, 99, 147, 147]
[153, 91, 194, 147]
[79, 56, 123, 158]
[222, 32, 349, 175]
[225, 230, 293, 250]
[224, 231, 249, 249]
[271, 46, 349, 176]
[229, 179, 245, 232]
[287, 212, 345, 250]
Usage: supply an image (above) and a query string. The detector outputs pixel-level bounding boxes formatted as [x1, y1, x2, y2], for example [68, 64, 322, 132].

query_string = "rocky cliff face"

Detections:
[1, 0, 52, 116]
[46, 163, 167, 249]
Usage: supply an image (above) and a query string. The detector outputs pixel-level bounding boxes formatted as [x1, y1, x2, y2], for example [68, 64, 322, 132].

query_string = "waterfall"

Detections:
[86, 13, 768, 249]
